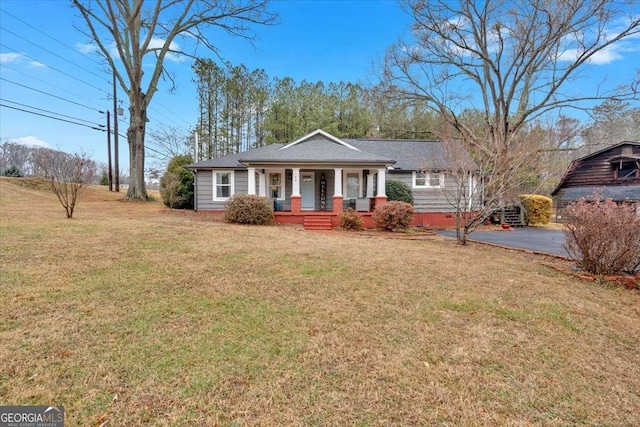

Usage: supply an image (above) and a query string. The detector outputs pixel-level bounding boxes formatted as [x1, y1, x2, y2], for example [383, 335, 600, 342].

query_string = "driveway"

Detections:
[439, 228, 570, 257]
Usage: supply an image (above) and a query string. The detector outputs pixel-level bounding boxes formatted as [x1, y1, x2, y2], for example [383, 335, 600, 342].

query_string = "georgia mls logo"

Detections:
[0, 405, 65, 427]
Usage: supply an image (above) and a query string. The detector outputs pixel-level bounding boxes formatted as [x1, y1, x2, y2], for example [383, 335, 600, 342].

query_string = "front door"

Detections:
[301, 172, 315, 210]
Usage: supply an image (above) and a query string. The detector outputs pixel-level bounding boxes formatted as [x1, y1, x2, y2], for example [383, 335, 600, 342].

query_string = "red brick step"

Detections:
[303, 216, 333, 230]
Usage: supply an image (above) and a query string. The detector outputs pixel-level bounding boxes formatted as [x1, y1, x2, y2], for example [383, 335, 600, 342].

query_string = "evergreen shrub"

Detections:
[160, 155, 193, 209]
[519, 194, 553, 225]
[386, 180, 414, 205]
[3, 166, 24, 177]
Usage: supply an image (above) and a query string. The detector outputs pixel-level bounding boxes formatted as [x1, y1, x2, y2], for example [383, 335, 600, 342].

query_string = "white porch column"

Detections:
[247, 167, 256, 195]
[377, 168, 386, 196]
[366, 172, 374, 197]
[257, 171, 266, 197]
[333, 168, 343, 197]
[291, 167, 301, 196]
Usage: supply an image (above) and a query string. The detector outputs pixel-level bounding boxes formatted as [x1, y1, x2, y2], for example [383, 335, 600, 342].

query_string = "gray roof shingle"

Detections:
[185, 132, 477, 171]
[240, 135, 394, 164]
[348, 139, 478, 171]
[184, 144, 284, 169]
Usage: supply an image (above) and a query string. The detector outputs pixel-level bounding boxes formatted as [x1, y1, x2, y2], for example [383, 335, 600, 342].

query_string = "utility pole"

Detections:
[106, 111, 113, 191]
[194, 131, 199, 162]
[113, 72, 120, 192]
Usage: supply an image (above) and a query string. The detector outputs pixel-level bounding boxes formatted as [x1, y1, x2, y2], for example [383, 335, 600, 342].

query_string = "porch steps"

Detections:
[303, 216, 333, 231]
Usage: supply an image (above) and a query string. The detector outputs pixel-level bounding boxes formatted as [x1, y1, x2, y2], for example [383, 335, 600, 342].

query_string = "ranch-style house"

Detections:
[186, 129, 481, 229]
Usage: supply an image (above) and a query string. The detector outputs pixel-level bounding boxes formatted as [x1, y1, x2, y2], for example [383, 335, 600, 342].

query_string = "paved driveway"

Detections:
[439, 228, 570, 257]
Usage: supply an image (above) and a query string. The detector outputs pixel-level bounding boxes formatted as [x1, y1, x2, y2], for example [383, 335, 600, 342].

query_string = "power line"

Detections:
[147, 105, 192, 132]
[1, 64, 104, 106]
[0, 42, 109, 94]
[0, 7, 106, 68]
[0, 98, 104, 126]
[0, 26, 111, 83]
[0, 77, 100, 112]
[1, 8, 195, 146]
[149, 101, 193, 128]
[0, 103, 105, 131]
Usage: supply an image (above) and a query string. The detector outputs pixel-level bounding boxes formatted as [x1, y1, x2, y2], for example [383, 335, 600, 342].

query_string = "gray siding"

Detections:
[388, 171, 481, 212]
[194, 169, 247, 210]
[194, 168, 481, 213]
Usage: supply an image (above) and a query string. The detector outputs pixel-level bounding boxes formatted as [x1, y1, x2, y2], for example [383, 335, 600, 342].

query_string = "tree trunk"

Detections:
[126, 91, 148, 200]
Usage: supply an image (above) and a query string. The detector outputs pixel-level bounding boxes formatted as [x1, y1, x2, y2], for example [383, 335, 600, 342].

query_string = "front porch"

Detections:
[247, 166, 389, 216]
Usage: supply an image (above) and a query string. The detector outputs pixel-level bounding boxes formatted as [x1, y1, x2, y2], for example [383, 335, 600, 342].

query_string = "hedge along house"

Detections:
[185, 129, 481, 229]
[551, 141, 640, 218]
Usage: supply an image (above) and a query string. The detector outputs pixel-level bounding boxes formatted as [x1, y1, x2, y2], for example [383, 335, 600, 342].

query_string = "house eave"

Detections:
[239, 160, 396, 168]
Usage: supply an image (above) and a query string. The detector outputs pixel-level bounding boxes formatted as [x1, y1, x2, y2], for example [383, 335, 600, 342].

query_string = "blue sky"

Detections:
[0, 0, 411, 170]
[0, 0, 638, 171]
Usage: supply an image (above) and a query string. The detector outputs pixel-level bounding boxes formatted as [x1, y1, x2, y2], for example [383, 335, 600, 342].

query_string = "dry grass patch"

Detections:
[1, 178, 639, 426]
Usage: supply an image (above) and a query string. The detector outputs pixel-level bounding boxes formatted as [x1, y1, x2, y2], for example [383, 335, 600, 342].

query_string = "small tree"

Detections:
[563, 196, 640, 275]
[31, 149, 97, 219]
[429, 139, 485, 245]
[160, 172, 188, 211]
[386, 180, 414, 204]
[160, 155, 194, 210]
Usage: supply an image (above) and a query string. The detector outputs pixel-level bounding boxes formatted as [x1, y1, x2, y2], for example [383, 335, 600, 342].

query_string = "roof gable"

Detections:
[281, 129, 361, 151]
[572, 141, 640, 163]
[240, 136, 394, 164]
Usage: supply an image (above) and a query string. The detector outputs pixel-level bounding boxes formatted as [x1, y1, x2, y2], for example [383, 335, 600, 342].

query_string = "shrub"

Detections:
[372, 201, 414, 231]
[339, 208, 364, 231]
[519, 194, 553, 225]
[563, 197, 640, 275]
[3, 166, 24, 177]
[160, 155, 193, 209]
[385, 180, 414, 205]
[224, 194, 274, 225]
[99, 170, 109, 186]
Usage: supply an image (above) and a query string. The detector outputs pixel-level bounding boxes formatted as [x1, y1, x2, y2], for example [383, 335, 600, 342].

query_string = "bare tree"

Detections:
[72, 0, 278, 201]
[430, 119, 545, 244]
[428, 139, 483, 245]
[31, 149, 97, 218]
[147, 125, 192, 167]
[384, 0, 640, 224]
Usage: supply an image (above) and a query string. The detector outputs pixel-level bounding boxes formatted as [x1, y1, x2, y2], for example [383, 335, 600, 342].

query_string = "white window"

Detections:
[268, 171, 285, 200]
[413, 171, 444, 188]
[413, 171, 427, 188]
[345, 172, 361, 198]
[429, 173, 444, 188]
[213, 170, 234, 201]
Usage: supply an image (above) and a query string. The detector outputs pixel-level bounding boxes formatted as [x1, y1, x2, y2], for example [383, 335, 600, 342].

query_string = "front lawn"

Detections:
[1, 178, 638, 425]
